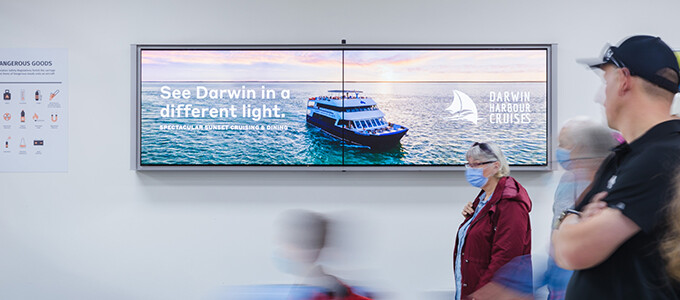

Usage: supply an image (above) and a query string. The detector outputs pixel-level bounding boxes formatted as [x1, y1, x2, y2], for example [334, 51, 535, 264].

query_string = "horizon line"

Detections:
[141, 80, 547, 83]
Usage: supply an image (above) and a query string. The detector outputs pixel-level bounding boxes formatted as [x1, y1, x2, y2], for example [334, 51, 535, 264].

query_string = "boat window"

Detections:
[313, 113, 336, 125]
[317, 103, 343, 112]
[353, 121, 361, 128]
[360, 120, 368, 128]
[370, 119, 377, 127]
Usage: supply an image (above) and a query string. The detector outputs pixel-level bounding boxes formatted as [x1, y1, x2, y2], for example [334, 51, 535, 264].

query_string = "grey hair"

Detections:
[466, 141, 510, 178]
[562, 116, 618, 158]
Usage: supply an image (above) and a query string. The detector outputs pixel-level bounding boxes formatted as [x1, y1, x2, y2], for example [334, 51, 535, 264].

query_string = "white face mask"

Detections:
[594, 83, 606, 105]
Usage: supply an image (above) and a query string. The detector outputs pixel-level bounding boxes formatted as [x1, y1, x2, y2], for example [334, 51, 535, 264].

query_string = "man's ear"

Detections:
[619, 68, 633, 96]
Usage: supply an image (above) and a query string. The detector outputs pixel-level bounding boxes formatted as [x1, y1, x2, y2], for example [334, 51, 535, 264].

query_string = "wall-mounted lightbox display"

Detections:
[132, 44, 554, 170]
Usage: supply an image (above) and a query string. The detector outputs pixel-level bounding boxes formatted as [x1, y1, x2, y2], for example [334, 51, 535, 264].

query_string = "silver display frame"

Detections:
[131, 43, 557, 171]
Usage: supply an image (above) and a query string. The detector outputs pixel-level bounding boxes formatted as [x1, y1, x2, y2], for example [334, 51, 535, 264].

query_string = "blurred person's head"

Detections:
[273, 210, 329, 276]
[465, 142, 509, 188]
[272, 210, 366, 298]
[583, 35, 679, 134]
[557, 116, 618, 171]
[662, 172, 680, 282]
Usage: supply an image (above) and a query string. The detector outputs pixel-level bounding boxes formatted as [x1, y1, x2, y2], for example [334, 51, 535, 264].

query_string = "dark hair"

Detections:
[661, 172, 680, 282]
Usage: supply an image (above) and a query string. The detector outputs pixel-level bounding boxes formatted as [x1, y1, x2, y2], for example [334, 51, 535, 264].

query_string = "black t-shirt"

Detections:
[566, 120, 680, 300]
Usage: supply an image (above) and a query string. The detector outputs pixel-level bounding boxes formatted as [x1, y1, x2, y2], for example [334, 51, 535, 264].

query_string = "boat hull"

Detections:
[306, 115, 407, 149]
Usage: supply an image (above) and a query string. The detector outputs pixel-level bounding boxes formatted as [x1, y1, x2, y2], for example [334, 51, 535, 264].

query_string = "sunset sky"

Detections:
[141, 49, 547, 82]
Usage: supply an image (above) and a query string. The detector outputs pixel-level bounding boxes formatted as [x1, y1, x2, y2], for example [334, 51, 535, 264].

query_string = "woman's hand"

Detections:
[462, 201, 474, 217]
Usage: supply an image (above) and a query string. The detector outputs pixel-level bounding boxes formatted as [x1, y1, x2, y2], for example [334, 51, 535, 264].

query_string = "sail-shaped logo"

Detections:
[446, 90, 478, 124]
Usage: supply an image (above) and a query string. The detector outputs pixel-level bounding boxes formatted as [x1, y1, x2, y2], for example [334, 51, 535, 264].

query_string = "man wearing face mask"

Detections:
[535, 117, 620, 300]
[454, 141, 532, 300]
[553, 117, 620, 226]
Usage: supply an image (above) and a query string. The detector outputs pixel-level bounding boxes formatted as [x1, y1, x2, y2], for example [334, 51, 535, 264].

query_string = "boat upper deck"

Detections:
[308, 90, 377, 108]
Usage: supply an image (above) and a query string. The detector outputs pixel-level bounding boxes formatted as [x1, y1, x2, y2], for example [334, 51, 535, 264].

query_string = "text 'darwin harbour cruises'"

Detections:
[137, 46, 549, 167]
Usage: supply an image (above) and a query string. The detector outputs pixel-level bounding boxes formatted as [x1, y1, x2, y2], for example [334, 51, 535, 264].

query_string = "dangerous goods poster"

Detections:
[0, 49, 68, 172]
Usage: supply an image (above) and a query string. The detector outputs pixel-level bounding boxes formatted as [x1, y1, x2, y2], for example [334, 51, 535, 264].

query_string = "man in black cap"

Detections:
[552, 35, 680, 299]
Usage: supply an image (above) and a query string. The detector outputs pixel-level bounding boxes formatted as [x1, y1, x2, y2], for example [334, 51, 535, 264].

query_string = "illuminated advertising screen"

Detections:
[133, 45, 553, 170]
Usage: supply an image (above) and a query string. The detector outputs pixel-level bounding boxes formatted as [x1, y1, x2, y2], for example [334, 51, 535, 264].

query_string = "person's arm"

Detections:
[552, 192, 640, 270]
[477, 200, 530, 287]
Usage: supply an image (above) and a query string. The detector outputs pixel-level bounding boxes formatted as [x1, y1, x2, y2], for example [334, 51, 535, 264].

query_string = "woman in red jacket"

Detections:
[453, 142, 532, 300]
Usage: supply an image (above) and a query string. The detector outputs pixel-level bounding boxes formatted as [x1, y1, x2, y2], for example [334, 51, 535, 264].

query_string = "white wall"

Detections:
[2, 0, 680, 299]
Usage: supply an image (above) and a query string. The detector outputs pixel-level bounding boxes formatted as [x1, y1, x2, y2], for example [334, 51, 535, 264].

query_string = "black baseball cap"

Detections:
[580, 35, 680, 93]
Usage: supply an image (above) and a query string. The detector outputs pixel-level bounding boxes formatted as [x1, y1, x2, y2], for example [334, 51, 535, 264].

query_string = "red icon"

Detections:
[49, 89, 59, 101]
[32, 113, 39, 121]
[51, 114, 58, 122]
[3, 113, 10, 121]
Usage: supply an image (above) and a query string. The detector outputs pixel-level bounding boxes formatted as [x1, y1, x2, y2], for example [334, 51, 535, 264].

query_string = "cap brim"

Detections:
[577, 57, 606, 69]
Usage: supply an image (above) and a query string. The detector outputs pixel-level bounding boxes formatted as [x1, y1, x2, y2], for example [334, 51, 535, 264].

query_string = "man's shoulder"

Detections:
[644, 120, 680, 148]
[628, 135, 680, 167]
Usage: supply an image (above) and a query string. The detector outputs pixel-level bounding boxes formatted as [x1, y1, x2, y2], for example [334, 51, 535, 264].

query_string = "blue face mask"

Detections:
[556, 147, 572, 170]
[271, 248, 314, 276]
[465, 166, 489, 188]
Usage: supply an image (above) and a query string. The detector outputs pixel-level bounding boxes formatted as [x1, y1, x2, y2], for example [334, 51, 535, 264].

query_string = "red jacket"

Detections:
[453, 176, 532, 298]
[310, 284, 373, 300]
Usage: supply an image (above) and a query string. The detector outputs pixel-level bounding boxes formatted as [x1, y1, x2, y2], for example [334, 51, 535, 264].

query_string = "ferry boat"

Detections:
[306, 90, 408, 148]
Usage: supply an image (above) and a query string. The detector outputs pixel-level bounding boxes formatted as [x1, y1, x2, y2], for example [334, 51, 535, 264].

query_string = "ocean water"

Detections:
[140, 82, 547, 166]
